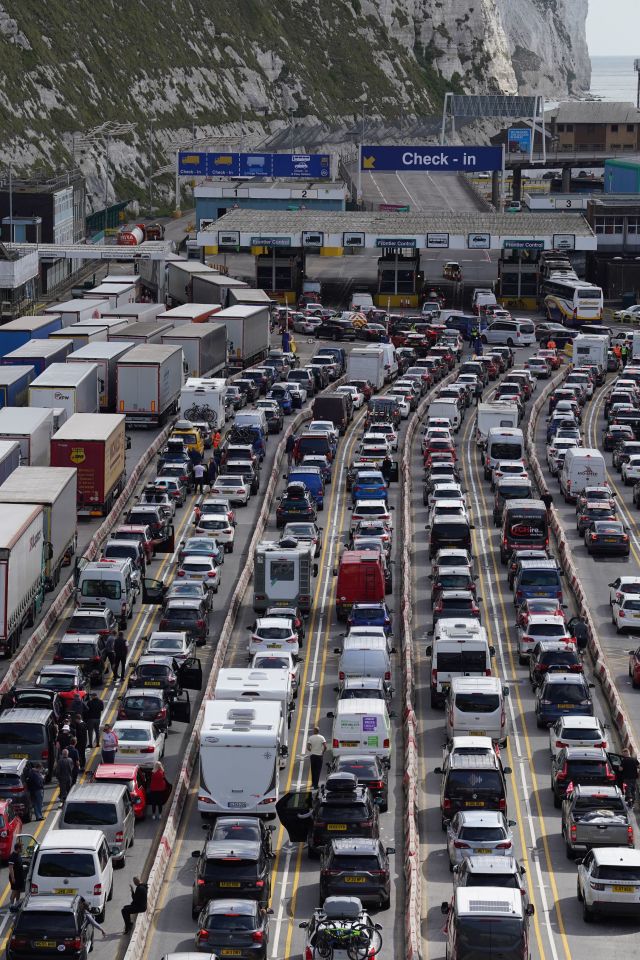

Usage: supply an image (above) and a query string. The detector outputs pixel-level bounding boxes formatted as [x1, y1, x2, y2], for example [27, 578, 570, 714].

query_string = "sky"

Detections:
[586, 0, 640, 55]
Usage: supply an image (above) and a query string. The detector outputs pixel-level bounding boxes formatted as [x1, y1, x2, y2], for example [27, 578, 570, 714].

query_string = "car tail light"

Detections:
[196, 620, 205, 628]
[590, 881, 605, 891]
[443, 798, 451, 811]
[570, 824, 577, 841]
[196, 878, 206, 886]
[141, 746, 155, 753]
[498, 798, 506, 811]
[620, 610, 626, 618]
[628, 825, 634, 846]
[9, 938, 28, 948]
[41, 749, 48, 760]
[305, 948, 314, 960]
[198, 930, 209, 941]
[333, 739, 339, 749]
[454, 840, 470, 849]
[558, 763, 568, 780]
[606, 766, 617, 781]
[93, 883, 102, 895]
[115, 832, 124, 842]
[156, 709, 167, 719]
[53, 653, 62, 662]
[384, 671, 391, 680]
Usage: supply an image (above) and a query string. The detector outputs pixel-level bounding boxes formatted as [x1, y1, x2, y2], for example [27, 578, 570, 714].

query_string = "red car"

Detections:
[423, 439, 457, 463]
[0, 799, 22, 862]
[424, 451, 456, 472]
[93, 763, 148, 820]
[346, 379, 373, 402]
[35, 665, 88, 706]
[113, 524, 155, 563]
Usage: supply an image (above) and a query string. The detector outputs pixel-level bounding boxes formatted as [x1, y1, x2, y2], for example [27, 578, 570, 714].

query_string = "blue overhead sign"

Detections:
[360, 145, 503, 173]
[178, 151, 331, 178]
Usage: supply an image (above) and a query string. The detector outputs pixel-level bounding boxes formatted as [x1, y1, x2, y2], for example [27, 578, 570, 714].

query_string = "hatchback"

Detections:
[548, 715, 608, 760]
[209, 475, 251, 506]
[176, 556, 220, 593]
[446, 811, 515, 867]
[112, 720, 166, 769]
[195, 898, 271, 957]
[191, 839, 272, 915]
[159, 598, 209, 645]
[535, 673, 595, 728]
[328, 755, 389, 811]
[585, 520, 629, 557]
[7, 895, 94, 960]
[247, 618, 299, 657]
[194, 514, 235, 552]
[550, 747, 616, 807]
[528, 641, 582, 687]
[35, 666, 88, 706]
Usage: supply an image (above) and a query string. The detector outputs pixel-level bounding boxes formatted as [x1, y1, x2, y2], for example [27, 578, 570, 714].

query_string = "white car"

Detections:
[145, 631, 195, 663]
[248, 617, 300, 657]
[612, 593, 640, 633]
[491, 460, 527, 487]
[176, 555, 220, 593]
[251, 651, 300, 697]
[209, 475, 250, 506]
[194, 513, 236, 552]
[577, 848, 640, 921]
[517, 615, 573, 663]
[200, 497, 236, 525]
[308, 420, 339, 445]
[444, 736, 496, 766]
[548, 715, 608, 759]
[287, 382, 308, 405]
[387, 392, 410, 418]
[614, 304, 640, 322]
[446, 811, 515, 867]
[609, 576, 640, 606]
[336, 385, 364, 409]
[113, 719, 166, 769]
[428, 498, 469, 527]
[547, 438, 580, 476]
[350, 499, 393, 528]
[622, 455, 640, 485]
[426, 482, 465, 507]
[364, 424, 398, 451]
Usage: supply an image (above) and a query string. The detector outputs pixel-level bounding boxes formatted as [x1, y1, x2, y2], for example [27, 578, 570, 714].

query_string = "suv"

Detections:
[7, 895, 95, 960]
[191, 838, 273, 915]
[0, 758, 32, 821]
[159, 597, 209, 645]
[276, 773, 380, 859]
[434, 751, 512, 830]
[65, 606, 117, 638]
[52, 635, 110, 684]
[319, 839, 394, 908]
[276, 483, 317, 527]
[535, 673, 595, 728]
[550, 746, 616, 807]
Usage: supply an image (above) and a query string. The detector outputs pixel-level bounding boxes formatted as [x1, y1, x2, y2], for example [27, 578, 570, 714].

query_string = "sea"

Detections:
[589, 55, 638, 102]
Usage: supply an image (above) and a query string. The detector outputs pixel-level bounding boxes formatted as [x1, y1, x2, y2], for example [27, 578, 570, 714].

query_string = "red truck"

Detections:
[50, 413, 127, 517]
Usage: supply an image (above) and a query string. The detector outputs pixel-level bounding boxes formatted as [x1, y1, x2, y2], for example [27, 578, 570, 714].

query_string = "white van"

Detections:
[483, 427, 525, 481]
[336, 635, 393, 694]
[428, 399, 461, 433]
[29, 829, 113, 920]
[559, 447, 606, 503]
[76, 558, 136, 624]
[445, 676, 509, 746]
[426, 619, 494, 708]
[367, 343, 397, 382]
[327, 698, 392, 762]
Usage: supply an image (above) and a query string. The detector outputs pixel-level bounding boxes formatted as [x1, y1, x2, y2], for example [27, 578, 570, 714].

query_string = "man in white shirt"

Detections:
[307, 725, 327, 790]
[193, 461, 206, 494]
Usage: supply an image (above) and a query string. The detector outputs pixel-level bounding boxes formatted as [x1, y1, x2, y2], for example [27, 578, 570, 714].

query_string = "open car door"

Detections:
[142, 578, 167, 605]
[275, 790, 314, 843]
[170, 690, 191, 723]
[389, 461, 399, 483]
[16, 833, 39, 881]
[179, 657, 203, 691]
[155, 523, 175, 554]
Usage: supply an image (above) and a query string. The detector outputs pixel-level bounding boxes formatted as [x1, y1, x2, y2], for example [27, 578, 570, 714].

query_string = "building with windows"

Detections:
[546, 102, 640, 153]
[585, 196, 640, 298]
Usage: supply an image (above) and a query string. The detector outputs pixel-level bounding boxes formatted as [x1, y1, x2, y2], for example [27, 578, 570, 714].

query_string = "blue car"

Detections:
[286, 467, 324, 510]
[546, 417, 580, 444]
[268, 386, 293, 414]
[346, 602, 393, 635]
[351, 470, 388, 503]
[535, 673, 594, 728]
[513, 560, 563, 607]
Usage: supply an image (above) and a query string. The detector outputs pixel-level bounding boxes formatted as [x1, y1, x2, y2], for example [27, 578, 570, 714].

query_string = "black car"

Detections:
[194, 898, 271, 958]
[0, 759, 32, 821]
[428, 518, 474, 561]
[159, 598, 209, 645]
[315, 320, 356, 341]
[356, 323, 386, 342]
[276, 772, 380, 859]
[117, 686, 191, 730]
[207, 816, 274, 856]
[52, 636, 110, 684]
[7, 896, 94, 960]
[128, 655, 203, 699]
[242, 369, 271, 395]
[528, 641, 582, 688]
[319, 838, 394, 908]
[9, 687, 65, 723]
[191, 839, 273, 915]
[434, 752, 512, 830]
[585, 520, 630, 557]
[234, 378, 260, 402]
[329, 755, 389, 811]
[275, 483, 317, 528]
[550, 747, 615, 807]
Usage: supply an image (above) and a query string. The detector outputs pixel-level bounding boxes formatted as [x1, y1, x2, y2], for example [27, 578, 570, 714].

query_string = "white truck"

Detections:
[161, 323, 227, 378]
[572, 334, 609, 374]
[116, 343, 183, 427]
[180, 377, 227, 429]
[0, 441, 20, 485]
[560, 447, 607, 503]
[0, 408, 52, 466]
[28, 363, 99, 417]
[213, 304, 271, 372]
[43, 299, 106, 327]
[347, 346, 386, 391]
[214, 668, 293, 753]
[253, 539, 316, 614]
[632, 331, 640, 362]
[197, 700, 286, 815]
[0, 466, 77, 591]
[0, 502, 46, 655]
[475, 401, 519, 447]
[67, 341, 135, 412]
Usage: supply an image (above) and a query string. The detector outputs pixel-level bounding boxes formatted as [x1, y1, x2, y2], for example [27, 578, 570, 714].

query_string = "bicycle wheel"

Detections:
[346, 924, 375, 960]
[314, 929, 334, 960]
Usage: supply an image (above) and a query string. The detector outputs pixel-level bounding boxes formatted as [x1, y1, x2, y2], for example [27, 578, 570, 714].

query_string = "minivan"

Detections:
[441, 887, 533, 960]
[482, 319, 536, 347]
[336, 636, 393, 696]
[60, 783, 135, 867]
[29, 829, 113, 920]
[76, 558, 137, 626]
[445, 676, 509, 746]
[428, 518, 474, 560]
[434, 751, 511, 828]
[327, 698, 392, 762]
[286, 466, 325, 509]
[0, 708, 57, 781]
[335, 550, 386, 620]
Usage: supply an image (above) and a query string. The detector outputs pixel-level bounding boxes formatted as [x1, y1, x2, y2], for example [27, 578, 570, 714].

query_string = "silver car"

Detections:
[446, 811, 515, 867]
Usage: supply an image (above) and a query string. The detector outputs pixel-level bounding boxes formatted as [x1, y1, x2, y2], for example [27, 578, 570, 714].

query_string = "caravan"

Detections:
[214, 668, 294, 752]
[197, 700, 287, 816]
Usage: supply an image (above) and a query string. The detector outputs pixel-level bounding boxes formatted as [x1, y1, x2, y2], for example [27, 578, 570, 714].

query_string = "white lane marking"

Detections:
[269, 452, 347, 958]
[367, 173, 388, 205]
[464, 417, 561, 960]
[394, 172, 420, 210]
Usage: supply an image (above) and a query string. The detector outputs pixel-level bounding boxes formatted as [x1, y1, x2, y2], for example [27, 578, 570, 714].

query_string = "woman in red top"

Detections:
[148, 761, 169, 820]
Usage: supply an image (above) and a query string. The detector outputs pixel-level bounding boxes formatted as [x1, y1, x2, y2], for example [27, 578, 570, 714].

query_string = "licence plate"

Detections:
[465, 801, 484, 807]
[605, 537, 618, 543]
[34, 942, 56, 949]
[120, 747, 137, 753]
[221, 951, 242, 957]
[327, 823, 347, 831]
[344, 876, 365, 883]
[267, 643, 281, 649]
[340, 741, 360, 747]
[144, 681, 161, 686]
[474, 848, 491, 854]
[219, 881, 241, 888]
[469, 731, 486, 737]
[612, 885, 635, 893]
[53, 888, 76, 895]
[10, 753, 28, 759]
[558, 704, 573, 709]
[228, 801, 246, 808]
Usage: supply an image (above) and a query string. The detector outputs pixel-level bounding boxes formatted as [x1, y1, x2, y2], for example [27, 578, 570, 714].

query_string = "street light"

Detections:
[357, 83, 368, 205]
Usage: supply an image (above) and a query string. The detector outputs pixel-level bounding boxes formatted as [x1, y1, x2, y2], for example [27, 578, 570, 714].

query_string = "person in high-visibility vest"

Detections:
[290, 336, 297, 354]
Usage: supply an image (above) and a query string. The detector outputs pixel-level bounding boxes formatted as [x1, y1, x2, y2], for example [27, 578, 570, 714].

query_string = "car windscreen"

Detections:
[206, 913, 256, 931]
[36, 852, 97, 878]
[63, 802, 118, 826]
[546, 683, 589, 703]
[256, 627, 291, 639]
[455, 694, 500, 714]
[124, 695, 162, 710]
[332, 854, 381, 871]
[57, 643, 96, 659]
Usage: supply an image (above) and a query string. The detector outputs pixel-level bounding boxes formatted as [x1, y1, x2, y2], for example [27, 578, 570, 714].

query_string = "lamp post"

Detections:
[356, 83, 368, 206]
[635, 59, 640, 109]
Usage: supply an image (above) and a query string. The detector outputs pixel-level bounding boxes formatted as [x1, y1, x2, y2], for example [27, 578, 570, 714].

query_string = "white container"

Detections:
[0, 407, 53, 465]
[75, 315, 130, 336]
[157, 304, 221, 327]
[98, 303, 165, 323]
[43, 299, 106, 327]
[84, 282, 137, 307]
[0, 441, 21, 484]
[193, 272, 249, 305]
[67, 341, 135, 411]
[166, 260, 215, 304]
[116, 343, 183, 426]
[49, 325, 108, 348]
[0, 466, 77, 589]
[29, 363, 99, 416]
[0, 502, 45, 654]
[161, 323, 226, 377]
[213, 304, 271, 367]
[475, 402, 519, 447]
[347, 346, 386, 391]
[108, 320, 174, 345]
